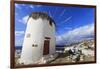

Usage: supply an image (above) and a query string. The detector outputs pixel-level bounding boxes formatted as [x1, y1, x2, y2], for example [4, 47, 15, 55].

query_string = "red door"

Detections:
[43, 40, 50, 55]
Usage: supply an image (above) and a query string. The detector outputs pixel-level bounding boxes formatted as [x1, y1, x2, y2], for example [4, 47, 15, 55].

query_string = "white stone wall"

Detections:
[20, 18, 44, 64]
[19, 16, 55, 64]
[43, 20, 56, 55]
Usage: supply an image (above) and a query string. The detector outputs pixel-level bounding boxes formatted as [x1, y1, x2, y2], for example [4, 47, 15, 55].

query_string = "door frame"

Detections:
[43, 37, 50, 55]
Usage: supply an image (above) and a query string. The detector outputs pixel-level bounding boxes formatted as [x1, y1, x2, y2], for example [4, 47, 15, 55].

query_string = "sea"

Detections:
[16, 45, 65, 51]
[15, 46, 22, 50]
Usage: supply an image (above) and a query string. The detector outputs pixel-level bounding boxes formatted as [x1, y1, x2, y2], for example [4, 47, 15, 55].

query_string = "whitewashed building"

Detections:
[19, 12, 57, 65]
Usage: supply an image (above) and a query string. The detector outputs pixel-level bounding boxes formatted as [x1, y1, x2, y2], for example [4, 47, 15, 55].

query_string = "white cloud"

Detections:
[23, 15, 29, 24]
[15, 31, 25, 46]
[15, 4, 18, 8]
[22, 4, 26, 6]
[36, 5, 42, 7]
[29, 5, 42, 9]
[15, 38, 23, 46]
[15, 31, 25, 36]
[56, 23, 94, 45]
[18, 15, 29, 24]
[29, 5, 35, 9]
[15, 4, 21, 9]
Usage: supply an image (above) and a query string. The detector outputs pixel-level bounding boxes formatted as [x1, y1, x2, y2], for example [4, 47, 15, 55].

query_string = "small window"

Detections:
[49, 20, 52, 26]
[21, 62, 24, 65]
[26, 33, 30, 38]
[32, 44, 38, 47]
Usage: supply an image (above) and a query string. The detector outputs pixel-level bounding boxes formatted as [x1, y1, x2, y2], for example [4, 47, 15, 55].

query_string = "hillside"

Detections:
[49, 39, 95, 64]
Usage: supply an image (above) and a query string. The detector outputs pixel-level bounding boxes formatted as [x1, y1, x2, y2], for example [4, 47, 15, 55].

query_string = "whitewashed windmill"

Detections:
[19, 12, 56, 64]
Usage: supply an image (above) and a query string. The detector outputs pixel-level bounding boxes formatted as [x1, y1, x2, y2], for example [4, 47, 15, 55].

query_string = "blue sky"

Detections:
[15, 3, 95, 46]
